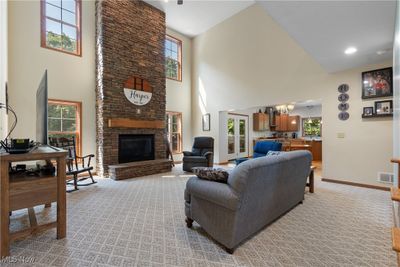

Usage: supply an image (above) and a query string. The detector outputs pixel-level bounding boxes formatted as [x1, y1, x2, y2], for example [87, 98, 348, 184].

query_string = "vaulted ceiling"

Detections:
[144, 0, 396, 73]
[144, 0, 254, 37]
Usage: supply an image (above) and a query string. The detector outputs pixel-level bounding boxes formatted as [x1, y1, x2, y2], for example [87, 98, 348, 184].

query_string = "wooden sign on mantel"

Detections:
[108, 118, 164, 129]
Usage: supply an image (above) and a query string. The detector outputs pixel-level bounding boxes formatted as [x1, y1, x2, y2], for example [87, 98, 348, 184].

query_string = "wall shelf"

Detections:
[362, 113, 393, 119]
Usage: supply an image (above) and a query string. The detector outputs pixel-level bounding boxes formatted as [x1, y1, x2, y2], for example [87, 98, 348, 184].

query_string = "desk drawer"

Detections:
[9, 176, 57, 211]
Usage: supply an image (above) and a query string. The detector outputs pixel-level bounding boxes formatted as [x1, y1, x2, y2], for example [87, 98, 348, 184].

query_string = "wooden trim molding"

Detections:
[321, 178, 390, 191]
[166, 34, 182, 82]
[108, 118, 164, 129]
[40, 0, 82, 57]
[48, 99, 82, 156]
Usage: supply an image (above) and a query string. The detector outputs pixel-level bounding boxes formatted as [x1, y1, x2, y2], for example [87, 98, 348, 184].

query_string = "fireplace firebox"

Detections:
[118, 134, 155, 163]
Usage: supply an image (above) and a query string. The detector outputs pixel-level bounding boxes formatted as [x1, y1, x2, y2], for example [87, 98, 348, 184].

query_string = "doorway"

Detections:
[227, 114, 249, 160]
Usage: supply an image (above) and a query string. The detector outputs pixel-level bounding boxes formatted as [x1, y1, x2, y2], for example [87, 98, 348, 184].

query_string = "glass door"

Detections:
[227, 114, 249, 160]
[227, 117, 236, 159]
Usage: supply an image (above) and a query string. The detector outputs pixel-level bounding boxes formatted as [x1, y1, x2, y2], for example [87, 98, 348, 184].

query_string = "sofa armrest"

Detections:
[186, 177, 240, 211]
[183, 151, 193, 156]
[203, 151, 213, 158]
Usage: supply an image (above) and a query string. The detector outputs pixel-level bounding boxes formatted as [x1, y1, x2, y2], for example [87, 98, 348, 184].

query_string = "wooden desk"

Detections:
[0, 147, 67, 257]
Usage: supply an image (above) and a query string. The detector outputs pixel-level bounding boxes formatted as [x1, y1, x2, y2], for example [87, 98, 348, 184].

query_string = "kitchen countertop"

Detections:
[255, 137, 322, 142]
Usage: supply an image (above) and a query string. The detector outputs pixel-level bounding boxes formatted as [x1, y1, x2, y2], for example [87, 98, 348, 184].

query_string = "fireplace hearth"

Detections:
[118, 134, 155, 163]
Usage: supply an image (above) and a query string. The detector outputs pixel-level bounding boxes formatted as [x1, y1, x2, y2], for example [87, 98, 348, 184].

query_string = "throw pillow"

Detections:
[192, 167, 229, 183]
[266, 151, 281, 156]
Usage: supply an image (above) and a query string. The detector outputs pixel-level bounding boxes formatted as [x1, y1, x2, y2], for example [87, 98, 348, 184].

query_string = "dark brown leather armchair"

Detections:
[183, 137, 214, 172]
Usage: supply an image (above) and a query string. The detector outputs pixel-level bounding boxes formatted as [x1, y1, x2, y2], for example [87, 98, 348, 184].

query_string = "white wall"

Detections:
[0, 0, 8, 139]
[394, 0, 400, 186]
[8, 1, 96, 162]
[192, 4, 393, 186]
[166, 28, 192, 161]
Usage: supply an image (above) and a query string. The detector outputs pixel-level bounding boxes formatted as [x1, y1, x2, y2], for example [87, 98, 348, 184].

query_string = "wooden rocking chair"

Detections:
[49, 136, 96, 192]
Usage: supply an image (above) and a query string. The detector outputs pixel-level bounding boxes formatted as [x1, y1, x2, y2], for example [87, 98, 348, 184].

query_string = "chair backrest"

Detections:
[191, 137, 214, 156]
[49, 136, 78, 171]
[253, 141, 282, 156]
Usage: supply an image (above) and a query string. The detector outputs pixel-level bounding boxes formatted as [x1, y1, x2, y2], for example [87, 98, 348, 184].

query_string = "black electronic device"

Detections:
[8, 138, 33, 154]
[15, 164, 27, 172]
[36, 70, 48, 146]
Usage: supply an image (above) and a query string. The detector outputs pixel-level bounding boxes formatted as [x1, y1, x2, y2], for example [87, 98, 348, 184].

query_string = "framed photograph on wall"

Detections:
[362, 107, 374, 117]
[374, 100, 392, 115]
[361, 67, 393, 99]
[202, 113, 210, 131]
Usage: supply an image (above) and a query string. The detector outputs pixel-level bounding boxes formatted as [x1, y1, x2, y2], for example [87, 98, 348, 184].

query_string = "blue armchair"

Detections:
[253, 141, 282, 158]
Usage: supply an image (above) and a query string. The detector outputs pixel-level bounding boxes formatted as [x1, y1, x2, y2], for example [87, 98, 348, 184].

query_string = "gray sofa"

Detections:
[184, 150, 312, 253]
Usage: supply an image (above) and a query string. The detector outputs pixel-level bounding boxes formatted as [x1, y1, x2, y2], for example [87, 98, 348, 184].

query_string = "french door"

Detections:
[227, 114, 249, 160]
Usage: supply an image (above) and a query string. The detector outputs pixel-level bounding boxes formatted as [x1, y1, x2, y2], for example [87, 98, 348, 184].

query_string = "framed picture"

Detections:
[362, 107, 374, 117]
[374, 100, 392, 115]
[361, 67, 393, 99]
[202, 113, 210, 131]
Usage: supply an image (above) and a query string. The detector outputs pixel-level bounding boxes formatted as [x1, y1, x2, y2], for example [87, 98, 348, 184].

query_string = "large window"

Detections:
[165, 35, 182, 81]
[166, 111, 182, 154]
[302, 117, 322, 137]
[41, 0, 82, 56]
[48, 100, 82, 155]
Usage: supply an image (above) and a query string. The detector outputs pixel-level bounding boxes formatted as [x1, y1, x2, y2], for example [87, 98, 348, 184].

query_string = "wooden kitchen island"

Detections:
[0, 147, 67, 257]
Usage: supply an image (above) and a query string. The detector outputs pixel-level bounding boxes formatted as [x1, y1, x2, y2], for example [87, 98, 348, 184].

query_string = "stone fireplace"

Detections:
[95, 0, 172, 179]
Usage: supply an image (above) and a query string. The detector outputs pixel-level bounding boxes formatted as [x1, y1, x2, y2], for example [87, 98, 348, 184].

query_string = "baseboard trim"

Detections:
[321, 178, 390, 191]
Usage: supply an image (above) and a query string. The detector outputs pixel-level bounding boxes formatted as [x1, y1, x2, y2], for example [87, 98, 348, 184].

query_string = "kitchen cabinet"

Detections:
[288, 116, 300, 131]
[275, 115, 300, 132]
[253, 113, 269, 131]
[275, 114, 288, 131]
[311, 140, 322, 161]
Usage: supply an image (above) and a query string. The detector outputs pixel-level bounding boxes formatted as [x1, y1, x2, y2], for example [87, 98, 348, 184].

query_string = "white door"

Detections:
[227, 114, 249, 160]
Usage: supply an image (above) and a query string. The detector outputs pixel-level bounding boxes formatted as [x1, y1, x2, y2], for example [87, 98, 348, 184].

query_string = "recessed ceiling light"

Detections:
[344, 47, 357, 55]
[164, 0, 168, 2]
[376, 49, 389, 55]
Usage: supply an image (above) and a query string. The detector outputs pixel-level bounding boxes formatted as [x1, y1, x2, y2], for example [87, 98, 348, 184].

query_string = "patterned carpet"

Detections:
[4, 165, 398, 267]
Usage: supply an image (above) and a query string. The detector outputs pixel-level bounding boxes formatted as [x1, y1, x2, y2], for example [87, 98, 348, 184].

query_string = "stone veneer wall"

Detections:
[95, 0, 167, 177]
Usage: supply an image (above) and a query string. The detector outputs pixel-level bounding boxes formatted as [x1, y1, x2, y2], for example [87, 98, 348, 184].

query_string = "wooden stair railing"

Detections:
[390, 159, 400, 266]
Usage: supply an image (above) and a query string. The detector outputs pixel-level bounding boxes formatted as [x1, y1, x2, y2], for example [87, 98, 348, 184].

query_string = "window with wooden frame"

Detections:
[165, 35, 182, 81]
[166, 111, 182, 154]
[302, 117, 322, 137]
[48, 100, 82, 155]
[41, 0, 82, 56]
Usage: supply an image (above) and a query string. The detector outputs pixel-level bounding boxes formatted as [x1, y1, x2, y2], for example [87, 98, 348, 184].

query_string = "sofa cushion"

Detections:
[266, 151, 281, 156]
[192, 167, 229, 183]
[183, 156, 208, 163]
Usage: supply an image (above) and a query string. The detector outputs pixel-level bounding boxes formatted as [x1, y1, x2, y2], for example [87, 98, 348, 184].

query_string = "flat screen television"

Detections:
[36, 70, 48, 145]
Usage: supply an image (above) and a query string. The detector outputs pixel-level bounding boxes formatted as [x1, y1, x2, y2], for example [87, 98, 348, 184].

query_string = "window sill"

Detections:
[41, 45, 82, 57]
[167, 77, 182, 82]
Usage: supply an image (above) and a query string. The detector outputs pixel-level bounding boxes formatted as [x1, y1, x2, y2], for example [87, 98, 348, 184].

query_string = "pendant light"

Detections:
[307, 105, 313, 123]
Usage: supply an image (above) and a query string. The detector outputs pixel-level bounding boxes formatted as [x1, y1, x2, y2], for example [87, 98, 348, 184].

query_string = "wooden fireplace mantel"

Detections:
[108, 118, 164, 129]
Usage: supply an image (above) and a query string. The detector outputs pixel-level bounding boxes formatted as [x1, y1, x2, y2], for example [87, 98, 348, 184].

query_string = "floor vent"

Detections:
[377, 172, 394, 184]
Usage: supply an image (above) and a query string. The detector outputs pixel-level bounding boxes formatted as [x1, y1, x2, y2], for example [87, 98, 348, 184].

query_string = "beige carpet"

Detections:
[4, 165, 398, 267]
